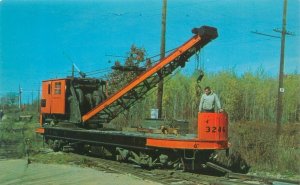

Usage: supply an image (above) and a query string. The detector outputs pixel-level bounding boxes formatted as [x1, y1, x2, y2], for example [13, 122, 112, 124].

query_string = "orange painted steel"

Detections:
[50, 79, 66, 114]
[146, 138, 228, 150]
[41, 81, 51, 113]
[198, 112, 228, 141]
[41, 79, 66, 114]
[82, 35, 202, 122]
[39, 114, 43, 126]
[146, 112, 228, 150]
[35, 127, 45, 134]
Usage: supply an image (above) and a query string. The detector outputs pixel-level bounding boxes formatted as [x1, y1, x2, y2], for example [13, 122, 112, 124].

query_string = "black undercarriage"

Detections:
[43, 127, 249, 173]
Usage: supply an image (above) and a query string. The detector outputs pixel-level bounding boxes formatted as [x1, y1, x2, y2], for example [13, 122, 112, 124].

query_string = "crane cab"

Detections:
[40, 77, 107, 126]
[41, 79, 66, 115]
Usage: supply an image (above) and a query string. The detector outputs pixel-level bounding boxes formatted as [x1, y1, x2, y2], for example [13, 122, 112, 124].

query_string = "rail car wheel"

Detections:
[114, 148, 182, 169]
[52, 140, 61, 152]
[115, 148, 155, 168]
[46, 139, 62, 152]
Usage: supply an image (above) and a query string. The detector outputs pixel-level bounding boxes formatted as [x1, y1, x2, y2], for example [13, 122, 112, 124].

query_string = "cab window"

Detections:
[48, 84, 51, 95]
[54, 82, 61, 94]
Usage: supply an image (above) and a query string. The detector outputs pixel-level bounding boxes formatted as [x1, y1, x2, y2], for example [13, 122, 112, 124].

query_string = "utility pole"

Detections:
[31, 90, 34, 105]
[276, 0, 288, 138]
[19, 84, 22, 109]
[250, 0, 293, 137]
[157, 0, 167, 119]
[72, 63, 75, 78]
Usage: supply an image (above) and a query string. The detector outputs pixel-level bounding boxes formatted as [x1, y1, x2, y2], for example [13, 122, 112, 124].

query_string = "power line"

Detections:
[273, 28, 296, 36]
[251, 30, 281, 38]
[248, 0, 296, 138]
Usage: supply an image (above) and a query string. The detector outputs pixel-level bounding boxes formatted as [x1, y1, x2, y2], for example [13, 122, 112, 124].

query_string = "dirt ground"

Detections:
[0, 159, 162, 185]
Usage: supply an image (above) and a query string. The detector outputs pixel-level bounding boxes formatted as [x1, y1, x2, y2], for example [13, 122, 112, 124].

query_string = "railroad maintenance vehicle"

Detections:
[36, 26, 248, 172]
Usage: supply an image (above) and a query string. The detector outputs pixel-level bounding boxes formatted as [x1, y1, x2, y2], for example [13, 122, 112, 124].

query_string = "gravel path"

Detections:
[0, 159, 162, 185]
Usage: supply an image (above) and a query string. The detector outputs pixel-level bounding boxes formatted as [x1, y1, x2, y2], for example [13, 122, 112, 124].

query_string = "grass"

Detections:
[229, 121, 300, 175]
[1, 107, 299, 179]
[0, 110, 43, 158]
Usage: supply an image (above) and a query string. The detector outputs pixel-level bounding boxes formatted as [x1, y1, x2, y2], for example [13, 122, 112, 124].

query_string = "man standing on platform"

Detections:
[199, 86, 223, 113]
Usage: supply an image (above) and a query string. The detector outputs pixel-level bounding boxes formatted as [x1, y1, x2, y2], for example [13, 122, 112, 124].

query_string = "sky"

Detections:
[0, 0, 299, 103]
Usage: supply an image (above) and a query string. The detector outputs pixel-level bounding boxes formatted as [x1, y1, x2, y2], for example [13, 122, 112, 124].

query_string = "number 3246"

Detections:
[205, 126, 226, 133]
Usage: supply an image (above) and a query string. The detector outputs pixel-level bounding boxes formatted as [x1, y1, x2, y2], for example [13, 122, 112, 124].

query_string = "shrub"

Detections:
[229, 121, 299, 174]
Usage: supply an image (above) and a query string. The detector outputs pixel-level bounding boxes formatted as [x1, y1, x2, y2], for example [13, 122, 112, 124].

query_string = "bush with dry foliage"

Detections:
[229, 121, 300, 174]
[106, 45, 151, 96]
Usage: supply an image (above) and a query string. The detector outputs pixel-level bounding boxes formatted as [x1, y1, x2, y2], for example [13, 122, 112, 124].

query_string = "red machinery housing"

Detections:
[147, 113, 228, 150]
[35, 26, 236, 171]
[39, 77, 107, 125]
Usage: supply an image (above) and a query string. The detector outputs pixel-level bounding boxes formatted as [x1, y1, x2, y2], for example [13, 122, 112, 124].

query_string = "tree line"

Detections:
[122, 68, 299, 125]
[1, 69, 298, 124]
[1, 44, 298, 125]
[106, 46, 299, 125]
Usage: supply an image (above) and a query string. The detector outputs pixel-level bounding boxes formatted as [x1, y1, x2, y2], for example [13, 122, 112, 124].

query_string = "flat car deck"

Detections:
[43, 127, 227, 150]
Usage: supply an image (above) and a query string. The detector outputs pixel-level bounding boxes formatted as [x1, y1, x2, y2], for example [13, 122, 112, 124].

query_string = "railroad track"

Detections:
[224, 173, 300, 185]
[44, 152, 299, 185]
[70, 154, 215, 185]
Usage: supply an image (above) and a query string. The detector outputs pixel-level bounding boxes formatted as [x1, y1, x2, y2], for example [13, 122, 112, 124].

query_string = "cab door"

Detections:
[50, 80, 66, 114]
[41, 81, 52, 113]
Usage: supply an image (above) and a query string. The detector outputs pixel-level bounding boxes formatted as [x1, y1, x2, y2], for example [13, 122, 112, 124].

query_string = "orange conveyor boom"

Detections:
[82, 26, 218, 123]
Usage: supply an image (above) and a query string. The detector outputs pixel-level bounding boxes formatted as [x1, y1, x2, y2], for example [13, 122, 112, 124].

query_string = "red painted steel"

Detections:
[146, 138, 228, 150]
[198, 112, 228, 142]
